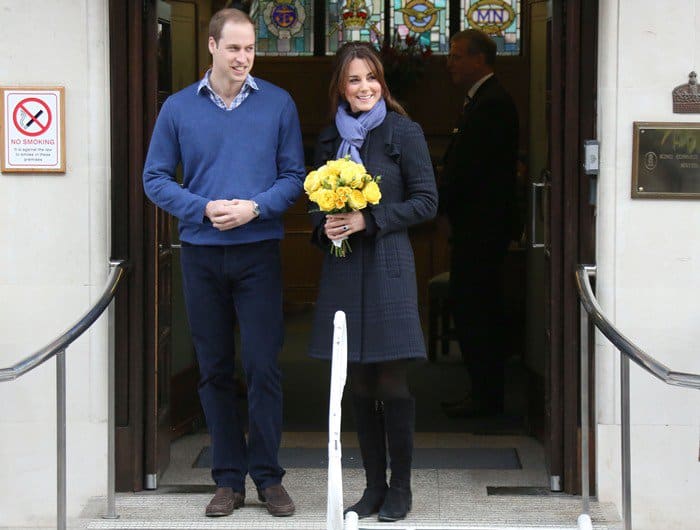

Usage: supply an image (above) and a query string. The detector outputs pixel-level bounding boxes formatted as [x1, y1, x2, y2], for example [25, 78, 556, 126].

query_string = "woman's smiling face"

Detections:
[343, 58, 382, 113]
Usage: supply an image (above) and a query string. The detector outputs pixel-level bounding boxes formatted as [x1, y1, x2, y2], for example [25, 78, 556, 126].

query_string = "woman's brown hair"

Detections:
[328, 42, 407, 118]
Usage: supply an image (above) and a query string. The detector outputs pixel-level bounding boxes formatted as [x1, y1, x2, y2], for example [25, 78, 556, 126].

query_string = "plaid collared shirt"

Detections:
[196, 69, 259, 111]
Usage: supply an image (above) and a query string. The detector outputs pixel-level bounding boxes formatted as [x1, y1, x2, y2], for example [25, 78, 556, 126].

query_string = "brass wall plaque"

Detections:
[632, 122, 700, 199]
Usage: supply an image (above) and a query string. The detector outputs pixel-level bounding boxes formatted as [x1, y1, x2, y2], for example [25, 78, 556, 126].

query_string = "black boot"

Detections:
[378, 397, 414, 522]
[345, 397, 387, 519]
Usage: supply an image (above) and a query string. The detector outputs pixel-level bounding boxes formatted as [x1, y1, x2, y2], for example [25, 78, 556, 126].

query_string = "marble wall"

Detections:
[0, 0, 112, 525]
[596, 1, 700, 528]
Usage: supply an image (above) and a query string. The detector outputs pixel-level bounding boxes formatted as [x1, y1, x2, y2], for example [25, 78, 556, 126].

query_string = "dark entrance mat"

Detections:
[487, 486, 552, 496]
[193, 446, 521, 470]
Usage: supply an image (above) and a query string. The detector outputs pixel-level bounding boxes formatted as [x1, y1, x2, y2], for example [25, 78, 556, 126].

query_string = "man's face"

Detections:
[447, 39, 481, 88]
[208, 20, 256, 86]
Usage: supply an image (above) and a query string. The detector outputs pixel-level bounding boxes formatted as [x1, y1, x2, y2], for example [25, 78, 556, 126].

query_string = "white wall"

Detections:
[0, 0, 111, 526]
[596, 1, 700, 528]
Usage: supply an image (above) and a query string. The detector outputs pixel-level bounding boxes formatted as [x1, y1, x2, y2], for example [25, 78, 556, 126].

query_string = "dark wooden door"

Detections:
[143, 0, 174, 489]
[110, 0, 154, 492]
[545, 0, 598, 495]
[111, 0, 178, 491]
[165, 0, 205, 440]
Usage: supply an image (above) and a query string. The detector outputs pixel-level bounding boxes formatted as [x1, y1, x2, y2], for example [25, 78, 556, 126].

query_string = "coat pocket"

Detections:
[383, 236, 401, 278]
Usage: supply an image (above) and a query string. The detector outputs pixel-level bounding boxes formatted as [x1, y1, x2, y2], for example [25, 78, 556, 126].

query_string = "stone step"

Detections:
[80, 492, 621, 530]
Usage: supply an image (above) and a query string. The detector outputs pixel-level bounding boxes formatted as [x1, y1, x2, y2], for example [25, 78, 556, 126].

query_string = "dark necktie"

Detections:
[463, 95, 472, 111]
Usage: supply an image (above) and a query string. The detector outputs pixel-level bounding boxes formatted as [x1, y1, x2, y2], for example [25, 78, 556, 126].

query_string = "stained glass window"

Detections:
[326, 0, 385, 55]
[460, 0, 521, 55]
[389, 0, 449, 53]
[252, 0, 315, 55]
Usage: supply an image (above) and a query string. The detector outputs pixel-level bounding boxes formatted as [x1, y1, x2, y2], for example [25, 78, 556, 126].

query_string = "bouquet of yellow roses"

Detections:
[304, 156, 382, 257]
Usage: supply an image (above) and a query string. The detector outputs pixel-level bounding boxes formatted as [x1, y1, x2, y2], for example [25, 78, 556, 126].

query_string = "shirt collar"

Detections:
[197, 69, 259, 96]
[467, 72, 494, 100]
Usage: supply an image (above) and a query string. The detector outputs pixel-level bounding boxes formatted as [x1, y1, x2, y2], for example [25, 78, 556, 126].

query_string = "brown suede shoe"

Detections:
[205, 487, 244, 517]
[257, 484, 295, 517]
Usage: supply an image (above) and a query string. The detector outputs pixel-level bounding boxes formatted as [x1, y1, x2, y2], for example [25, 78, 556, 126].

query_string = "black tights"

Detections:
[348, 360, 411, 401]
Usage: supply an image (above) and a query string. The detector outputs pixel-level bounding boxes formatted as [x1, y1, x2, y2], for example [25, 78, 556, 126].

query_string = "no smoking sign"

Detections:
[13, 97, 53, 137]
[1, 87, 65, 173]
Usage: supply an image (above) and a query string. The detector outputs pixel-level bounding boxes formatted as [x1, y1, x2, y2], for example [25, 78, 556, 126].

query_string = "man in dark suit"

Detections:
[440, 29, 519, 417]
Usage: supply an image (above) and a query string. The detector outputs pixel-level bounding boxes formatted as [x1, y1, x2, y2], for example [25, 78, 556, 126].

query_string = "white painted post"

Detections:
[577, 513, 594, 530]
[327, 311, 348, 530]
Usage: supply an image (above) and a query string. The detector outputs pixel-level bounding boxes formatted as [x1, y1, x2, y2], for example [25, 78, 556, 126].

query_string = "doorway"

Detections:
[110, 0, 597, 498]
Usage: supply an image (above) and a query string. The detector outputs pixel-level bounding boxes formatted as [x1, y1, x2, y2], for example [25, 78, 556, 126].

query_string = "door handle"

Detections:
[158, 243, 181, 252]
[531, 182, 546, 249]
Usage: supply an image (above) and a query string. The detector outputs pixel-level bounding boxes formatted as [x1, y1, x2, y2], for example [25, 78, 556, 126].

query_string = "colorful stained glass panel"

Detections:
[460, 0, 521, 55]
[390, 0, 449, 53]
[326, 0, 385, 55]
[253, 0, 314, 55]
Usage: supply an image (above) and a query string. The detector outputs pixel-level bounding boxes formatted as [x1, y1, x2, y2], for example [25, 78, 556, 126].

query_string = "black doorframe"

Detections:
[108, 0, 598, 495]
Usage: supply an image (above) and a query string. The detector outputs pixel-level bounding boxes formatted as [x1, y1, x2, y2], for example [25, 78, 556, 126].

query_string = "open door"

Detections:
[526, 0, 554, 487]
[143, 0, 174, 490]
[111, 0, 213, 492]
[542, 0, 598, 494]
[145, 0, 209, 488]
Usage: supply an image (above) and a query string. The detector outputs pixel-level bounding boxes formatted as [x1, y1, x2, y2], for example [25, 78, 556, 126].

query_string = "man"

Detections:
[440, 29, 519, 418]
[143, 8, 304, 518]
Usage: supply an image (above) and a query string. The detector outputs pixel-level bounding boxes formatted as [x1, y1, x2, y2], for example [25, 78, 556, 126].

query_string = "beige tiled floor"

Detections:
[79, 432, 622, 529]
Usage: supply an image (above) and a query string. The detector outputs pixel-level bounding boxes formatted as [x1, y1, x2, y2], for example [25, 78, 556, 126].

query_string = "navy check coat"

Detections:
[307, 111, 438, 363]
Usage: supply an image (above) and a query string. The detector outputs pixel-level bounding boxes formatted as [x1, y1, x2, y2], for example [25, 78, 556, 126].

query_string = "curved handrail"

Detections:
[576, 264, 700, 390]
[0, 260, 130, 383]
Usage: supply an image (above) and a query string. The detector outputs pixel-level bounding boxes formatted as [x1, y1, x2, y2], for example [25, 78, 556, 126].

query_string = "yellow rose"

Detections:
[347, 189, 367, 210]
[311, 189, 337, 212]
[362, 181, 382, 205]
[339, 168, 356, 185]
[335, 186, 352, 202]
[304, 171, 321, 194]
[339, 161, 365, 183]
[325, 159, 347, 173]
[316, 164, 339, 184]
[334, 192, 346, 209]
[351, 161, 367, 174]
[349, 172, 366, 189]
[322, 172, 339, 189]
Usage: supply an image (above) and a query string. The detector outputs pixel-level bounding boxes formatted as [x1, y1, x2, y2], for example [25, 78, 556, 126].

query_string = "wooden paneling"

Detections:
[281, 197, 323, 309]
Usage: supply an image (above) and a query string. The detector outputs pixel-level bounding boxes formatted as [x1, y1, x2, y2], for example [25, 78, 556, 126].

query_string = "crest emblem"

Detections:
[397, 0, 443, 34]
[263, 0, 306, 38]
[466, 0, 515, 35]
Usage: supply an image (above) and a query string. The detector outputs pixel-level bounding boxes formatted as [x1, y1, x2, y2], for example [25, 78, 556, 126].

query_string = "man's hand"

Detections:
[205, 199, 258, 231]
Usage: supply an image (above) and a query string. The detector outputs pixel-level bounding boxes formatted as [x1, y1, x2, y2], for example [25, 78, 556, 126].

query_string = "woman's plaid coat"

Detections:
[307, 111, 438, 363]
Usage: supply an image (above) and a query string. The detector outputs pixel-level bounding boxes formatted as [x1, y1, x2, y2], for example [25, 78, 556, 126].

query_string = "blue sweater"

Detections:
[143, 78, 305, 245]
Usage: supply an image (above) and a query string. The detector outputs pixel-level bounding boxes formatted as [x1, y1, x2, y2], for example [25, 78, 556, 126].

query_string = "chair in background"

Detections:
[427, 271, 454, 362]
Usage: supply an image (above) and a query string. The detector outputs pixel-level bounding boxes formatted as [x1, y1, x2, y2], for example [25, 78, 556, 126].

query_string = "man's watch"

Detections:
[251, 201, 260, 218]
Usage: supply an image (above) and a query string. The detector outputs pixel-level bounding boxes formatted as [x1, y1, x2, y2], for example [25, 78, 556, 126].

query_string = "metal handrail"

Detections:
[575, 264, 700, 530]
[0, 259, 129, 530]
[0, 259, 129, 382]
[576, 264, 700, 389]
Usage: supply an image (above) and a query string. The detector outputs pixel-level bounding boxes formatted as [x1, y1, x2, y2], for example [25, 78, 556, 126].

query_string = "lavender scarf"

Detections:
[335, 98, 387, 164]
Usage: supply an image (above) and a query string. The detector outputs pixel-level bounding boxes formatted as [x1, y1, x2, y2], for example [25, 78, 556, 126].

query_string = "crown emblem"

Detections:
[672, 71, 700, 114]
[341, 0, 369, 29]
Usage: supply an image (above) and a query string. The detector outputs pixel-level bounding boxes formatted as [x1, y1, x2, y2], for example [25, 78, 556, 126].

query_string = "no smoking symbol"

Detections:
[13, 97, 52, 137]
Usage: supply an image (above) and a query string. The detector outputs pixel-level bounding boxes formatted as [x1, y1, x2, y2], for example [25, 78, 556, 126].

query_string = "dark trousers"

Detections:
[449, 236, 509, 411]
[180, 240, 285, 491]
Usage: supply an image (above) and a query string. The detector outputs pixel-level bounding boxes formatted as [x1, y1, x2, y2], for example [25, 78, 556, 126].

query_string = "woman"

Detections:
[308, 42, 438, 522]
